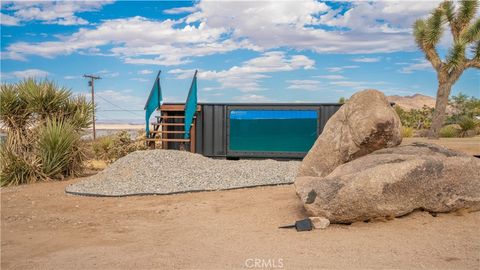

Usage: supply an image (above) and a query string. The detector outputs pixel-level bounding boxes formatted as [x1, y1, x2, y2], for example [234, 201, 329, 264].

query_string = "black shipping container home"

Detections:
[147, 103, 341, 159]
[144, 71, 341, 159]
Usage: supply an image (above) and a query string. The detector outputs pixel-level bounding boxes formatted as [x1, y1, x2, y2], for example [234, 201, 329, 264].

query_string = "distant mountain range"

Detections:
[387, 94, 436, 111]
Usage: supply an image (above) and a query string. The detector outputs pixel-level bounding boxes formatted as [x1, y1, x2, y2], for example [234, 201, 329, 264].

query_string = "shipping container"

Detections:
[151, 103, 341, 159]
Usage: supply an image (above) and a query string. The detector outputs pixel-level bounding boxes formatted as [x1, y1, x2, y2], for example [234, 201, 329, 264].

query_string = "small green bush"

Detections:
[395, 105, 433, 129]
[92, 130, 146, 163]
[401, 126, 414, 138]
[439, 125, 460, 138]
[92, 136, 115, 161]
[457, 116, 478, 137]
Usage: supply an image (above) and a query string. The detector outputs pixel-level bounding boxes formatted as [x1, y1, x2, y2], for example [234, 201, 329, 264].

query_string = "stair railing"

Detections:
[144, 71, 162, 138]
[184, 70, 198, 139]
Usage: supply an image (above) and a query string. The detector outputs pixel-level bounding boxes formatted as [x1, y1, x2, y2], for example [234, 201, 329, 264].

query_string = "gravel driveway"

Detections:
[66, 149, 300, 196]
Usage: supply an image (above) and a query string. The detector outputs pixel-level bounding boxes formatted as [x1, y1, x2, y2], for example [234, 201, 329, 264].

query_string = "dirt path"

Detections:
[2, 179, 479, 269]
[402, 136, 480, 156]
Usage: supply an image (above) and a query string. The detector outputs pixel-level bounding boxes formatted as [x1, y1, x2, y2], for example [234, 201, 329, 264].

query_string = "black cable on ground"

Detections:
[64, 182, 292, 197]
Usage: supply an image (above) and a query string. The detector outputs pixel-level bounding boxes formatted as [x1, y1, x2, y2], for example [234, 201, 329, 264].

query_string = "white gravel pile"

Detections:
[66, 150, 301, 196]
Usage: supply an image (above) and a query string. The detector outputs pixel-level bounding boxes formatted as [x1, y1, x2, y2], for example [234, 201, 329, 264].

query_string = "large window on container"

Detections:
[228, 110, 318, 153]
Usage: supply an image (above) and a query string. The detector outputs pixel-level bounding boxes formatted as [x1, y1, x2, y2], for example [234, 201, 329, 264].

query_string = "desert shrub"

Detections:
[92, 136, 115, 161]
[92, 130, 146, 163]
[36, 119, 84, 178]
[439, 125, 460, 138]
[0, 78, 93, 186]
[475, 126, 480, 135]
[457, 116, 478, 137]
[446, 93, 480, 137]
[395, 105, 433, 130]
[401, 126, 414, 138]
[448, 93, 480, 123]
[0, 146, 45, 186]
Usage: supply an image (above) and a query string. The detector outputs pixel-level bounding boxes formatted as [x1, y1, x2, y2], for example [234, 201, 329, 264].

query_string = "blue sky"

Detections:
[1, 0, 479, 123]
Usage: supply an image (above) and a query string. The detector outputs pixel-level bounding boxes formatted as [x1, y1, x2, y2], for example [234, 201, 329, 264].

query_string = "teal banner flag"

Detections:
[144, 71, 162, 138]
[184, 71, 198, 139]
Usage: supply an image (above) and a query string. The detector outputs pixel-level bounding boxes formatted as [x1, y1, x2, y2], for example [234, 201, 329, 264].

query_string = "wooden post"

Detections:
[190, 118, 196, 153]
[83, 74, 101, 140]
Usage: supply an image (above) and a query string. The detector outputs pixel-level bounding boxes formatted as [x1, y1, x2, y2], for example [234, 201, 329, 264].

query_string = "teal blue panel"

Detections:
[184, 74, 197, 139]
[229, 110, 318, 152]
[144, 73, 162, 137]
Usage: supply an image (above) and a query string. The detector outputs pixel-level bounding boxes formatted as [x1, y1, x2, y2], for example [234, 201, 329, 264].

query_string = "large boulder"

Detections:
[297, 89, 402, 178]
[296, 143, 480, 223]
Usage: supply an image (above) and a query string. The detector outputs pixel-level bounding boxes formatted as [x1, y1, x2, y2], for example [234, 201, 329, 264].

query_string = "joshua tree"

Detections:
[414, 0, 479, 138]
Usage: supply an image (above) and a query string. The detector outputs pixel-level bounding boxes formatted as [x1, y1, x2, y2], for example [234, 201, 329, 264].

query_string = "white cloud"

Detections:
[399, 59, 433, 73]
[64, 75, 80, 80]
[0, 51, 26, 61]
[318, 1, 441, 33]
[97, 70, 119, 78]
[329, 80, 388, 90]
[287, 80, 321, 91]
[1, 0, 450, 64]
[131, 78, 149, 82]
[330, 81, 364, 88]
[316, 75, 346, 80]
[138, 69, 153, 75]
[164, 6, 198, 15]
[1, 1, 113, 26]
[352, 57, 381, 63]
[0, 12, 19, 26]
[95, 90, 146, 113]
[186, 0, 437, 54]
[233, 94, 270, 102]
[2, 16, 258, 65]
[326, 65, 359, 73]
[169, 51, 315, 92]
[2, 69, 51, 79]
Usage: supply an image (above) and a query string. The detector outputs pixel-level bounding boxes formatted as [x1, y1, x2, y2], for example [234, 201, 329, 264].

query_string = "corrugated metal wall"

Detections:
[195, 104, 227, 157]
[193, 103, 341, 158]
[318, 105, 341, 134]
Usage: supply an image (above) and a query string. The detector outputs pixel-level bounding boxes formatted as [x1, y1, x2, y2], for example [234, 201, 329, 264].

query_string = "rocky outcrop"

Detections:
[297, 89, 402, 178]
[296, 143, 480, 223]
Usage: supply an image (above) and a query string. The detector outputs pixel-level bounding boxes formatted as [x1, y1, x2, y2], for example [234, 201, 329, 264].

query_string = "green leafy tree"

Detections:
[414, 0, 480, 138]
[449, 92, 480, 122]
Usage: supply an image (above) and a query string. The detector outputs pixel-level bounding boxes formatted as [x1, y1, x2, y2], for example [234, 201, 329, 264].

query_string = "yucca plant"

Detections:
[0, 83, 32, 152]
[62, 95, 94, 130]
[21, 79, 71, 122]
[0, 145, 45, 186]
[0, 78, 93, 185]
[414, 0, 480, 138]
[36, 118, 84, 178]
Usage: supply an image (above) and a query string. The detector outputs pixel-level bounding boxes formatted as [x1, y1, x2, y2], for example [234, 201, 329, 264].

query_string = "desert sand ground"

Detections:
[403, 136, 480, 156]
[2, 181, 480, 269]
[93, 124, 144, 130]
[1, 137, 479, 269]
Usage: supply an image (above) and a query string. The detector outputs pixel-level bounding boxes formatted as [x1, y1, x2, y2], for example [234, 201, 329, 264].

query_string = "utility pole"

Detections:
[83, 74, 101, 140]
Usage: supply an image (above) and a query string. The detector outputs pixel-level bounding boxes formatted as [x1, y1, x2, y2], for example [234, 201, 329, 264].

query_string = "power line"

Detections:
[95, 95, 144, 117]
